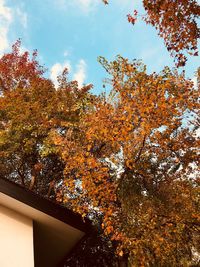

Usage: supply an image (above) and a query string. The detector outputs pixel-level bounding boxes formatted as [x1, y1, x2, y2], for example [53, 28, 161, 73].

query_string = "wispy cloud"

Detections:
[76, 0, 98, 11]
[115, 0, 141, 9]
[50, 61, 71, 88]
[50, 58, 87, 88]
[192, 76, 197, 89]
[57, 0, 99, 13]
[0, 0, 12, 55]
[139, 45, 172, 72]
[73, 59, 87, 88]
[0, 0, 28, 56]
[63, 50, 69, 57]
[16, 7, 28, 28]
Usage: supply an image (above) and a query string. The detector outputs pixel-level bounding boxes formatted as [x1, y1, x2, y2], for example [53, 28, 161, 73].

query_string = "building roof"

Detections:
[0, 178, 92, 267]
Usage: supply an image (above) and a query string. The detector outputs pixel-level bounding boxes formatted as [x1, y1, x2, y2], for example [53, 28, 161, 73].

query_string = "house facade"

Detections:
[0, 178, 91, 267]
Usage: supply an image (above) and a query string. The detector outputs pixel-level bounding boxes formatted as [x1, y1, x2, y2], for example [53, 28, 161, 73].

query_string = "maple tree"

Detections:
[103, 0, 200, 67]
[1, 42, 199, 266]
[0, 41, 93, 197]
[56, 56, 200, 266]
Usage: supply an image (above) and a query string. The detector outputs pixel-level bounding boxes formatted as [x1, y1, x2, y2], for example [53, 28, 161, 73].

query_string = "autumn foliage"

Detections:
[103, 0, 200, 67]
[55, 55, 199, 266]
[0, 41, 93, 196]
[0, 41, 199, 266]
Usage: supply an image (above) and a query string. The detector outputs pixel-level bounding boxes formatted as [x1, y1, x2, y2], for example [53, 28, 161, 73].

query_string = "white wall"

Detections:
[0, 205, 34, 267]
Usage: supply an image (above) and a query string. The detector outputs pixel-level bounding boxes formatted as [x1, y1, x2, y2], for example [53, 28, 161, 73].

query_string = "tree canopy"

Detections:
[0, 41, 93, 197]
[0, 3, 199, 265]
[56, 55, 199, 266]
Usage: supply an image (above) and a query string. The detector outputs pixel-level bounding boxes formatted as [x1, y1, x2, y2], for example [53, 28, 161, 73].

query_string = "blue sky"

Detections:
[0, 0, 199, 94]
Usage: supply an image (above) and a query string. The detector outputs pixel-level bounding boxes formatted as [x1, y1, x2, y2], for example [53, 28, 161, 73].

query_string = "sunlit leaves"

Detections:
[1, 41, 199, 266]
[59, 55, 199, 265]
[0, 42, 93, 197]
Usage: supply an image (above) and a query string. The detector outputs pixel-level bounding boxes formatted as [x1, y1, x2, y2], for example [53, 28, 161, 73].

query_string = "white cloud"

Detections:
[63, 50, 69, 57]
[50, 57, 87, 89]
[195, 128, 200, 138]
[57, 0, 99, 13]
[115, 0, 140, 8]
[140, 47, 159, 61]
[192, 76, 197, 89]
[50, 61, 71, 88]
[0, 1, 28, 56]
[0, 0, 12, 55]
[77, 0, 98, 11]
[73, 59, 87, 88]
[16, 7, 28, 28]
